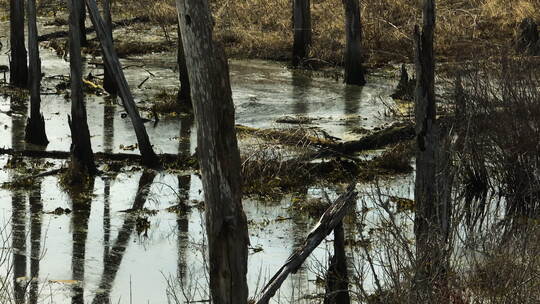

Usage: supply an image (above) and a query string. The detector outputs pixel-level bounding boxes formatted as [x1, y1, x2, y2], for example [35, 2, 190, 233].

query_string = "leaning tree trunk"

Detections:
[292, 0, 311, 66]
[25, 0, 49, 146]
[9, 0, 28, 87]
[101, 0, 118, 96]
[68, 0, 97, 180]
[85, 0, 160, 168]
[412, 0, 448, 302]
[176, 1, 249, 303]
[342, 0, 366, 86]
[176, 23, 191, 108]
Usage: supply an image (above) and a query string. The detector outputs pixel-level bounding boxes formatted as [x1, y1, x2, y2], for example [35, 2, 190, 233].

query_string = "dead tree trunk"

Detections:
[176, 23, 191, 108]
[342, 0, 366, 86]
[412, 0, 449, 302]
[85, 0, 159, 168]
[176, 1, 249, 303]
[101, 0, 118, 96]
[324, 222, 350, 304]
[292, 0, 311, 66]
[9, 0, 28, 88]
[79, 1, 88, 47]
[68, 0, 97, 179]
[25, 0, 49, 146]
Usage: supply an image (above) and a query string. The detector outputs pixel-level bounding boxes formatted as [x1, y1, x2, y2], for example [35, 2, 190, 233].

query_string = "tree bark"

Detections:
[101, 0, 118, 96]
[84, 0, 160, 168]
[342, 0, 366, 86]
[176, 23, 191, 108]
[292, 0, 311, 66]
[412, 0, 449, 302]
[9, 0, 28, 88]
[69, 0, 97, 179]
[25, 0, 49, 146]
[79, 0, 88, 47]
[175, 1, 249, 303]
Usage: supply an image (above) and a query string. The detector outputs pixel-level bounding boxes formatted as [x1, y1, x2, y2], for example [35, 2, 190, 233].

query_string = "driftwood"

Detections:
[255, 182, 358, 304]
[37, 16, 149, 42]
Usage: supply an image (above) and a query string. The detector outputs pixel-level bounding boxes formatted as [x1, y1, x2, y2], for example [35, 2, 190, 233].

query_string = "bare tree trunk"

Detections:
[9, 0, 28, 88]
[69, 0, 97, 179]
[79, 0, 88, 47]
[176, 1, 249, 303]
[412, 0, 449, 302]
[176, 23, 191, 108]
[102, 0, 117, 96]
[25, 0, 49, 146]
[292, 0, 311, 66]
[85, 0, 159, 168]
[342, 0, 366, 86]
[324, 222, 350, 304]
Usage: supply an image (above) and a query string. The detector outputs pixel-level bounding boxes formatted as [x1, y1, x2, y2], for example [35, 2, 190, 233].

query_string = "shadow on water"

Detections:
[177, 115, 193, 282]
[71, 179, 95, 304]
[291, 70, 312, 116]
[12, 190, 26, 304]
[92, 171, 157, 304]
[29, 181, 42, 304]
[102, 96, 116, 154]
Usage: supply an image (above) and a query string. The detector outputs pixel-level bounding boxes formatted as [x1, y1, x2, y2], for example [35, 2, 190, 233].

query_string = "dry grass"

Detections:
[5, 0, 535, 65]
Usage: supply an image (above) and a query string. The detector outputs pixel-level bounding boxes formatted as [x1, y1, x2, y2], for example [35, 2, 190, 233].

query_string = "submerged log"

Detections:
[255, 182, 357, 304]
[85, 0, 159, 168]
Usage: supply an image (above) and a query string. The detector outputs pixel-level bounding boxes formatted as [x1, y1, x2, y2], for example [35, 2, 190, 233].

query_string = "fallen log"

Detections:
[255, 182, 358, 304]
[0, 147, 195, 167]
[38, 16, 149, 42]
[236, 122, 415, 158]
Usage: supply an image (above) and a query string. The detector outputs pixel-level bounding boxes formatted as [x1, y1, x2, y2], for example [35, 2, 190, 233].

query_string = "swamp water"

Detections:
[0, 30, 414, 303]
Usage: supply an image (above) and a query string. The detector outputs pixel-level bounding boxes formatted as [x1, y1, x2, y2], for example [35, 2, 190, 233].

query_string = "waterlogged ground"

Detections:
[0, 21, 415, 304]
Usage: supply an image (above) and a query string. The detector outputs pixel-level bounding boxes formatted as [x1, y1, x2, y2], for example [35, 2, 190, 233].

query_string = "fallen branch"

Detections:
[255, 182, 358, 304]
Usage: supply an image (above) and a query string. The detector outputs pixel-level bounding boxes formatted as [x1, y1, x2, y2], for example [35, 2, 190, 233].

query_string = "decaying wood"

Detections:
[237, 122, 414, 157]
[85, 0, 159, 168]
[25, 0, 49, 146]
[176, 0, 249, 302]
[255, 182, 358, 304]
